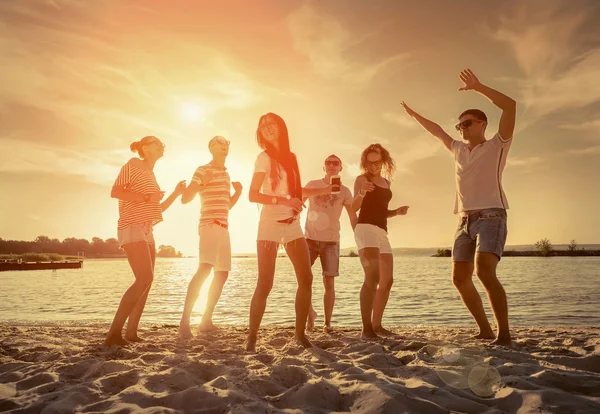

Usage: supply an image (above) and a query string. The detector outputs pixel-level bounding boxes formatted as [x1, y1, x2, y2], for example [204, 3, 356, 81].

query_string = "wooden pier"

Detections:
[0, 261, 83, 271]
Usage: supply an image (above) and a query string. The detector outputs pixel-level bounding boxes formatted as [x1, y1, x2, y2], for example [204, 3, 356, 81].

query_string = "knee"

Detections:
[136, 275, 153, 290]
[298, 271, 313, 290]
[323, 279, 335, 293]
[363, 272, 379, 290]
[256, 278, 274, 296]
[452, 273, 470, 289]
[379, 278, 393, 291]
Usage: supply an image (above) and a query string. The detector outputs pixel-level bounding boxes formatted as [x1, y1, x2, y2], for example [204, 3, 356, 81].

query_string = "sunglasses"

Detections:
[259, 122, 277, 131]
[211, 138, 230, 147]
[325, 160, 340, 166]
[455, 119, 483, 131]
[366, 160, 382, 167]
[146, 140, 166, 149]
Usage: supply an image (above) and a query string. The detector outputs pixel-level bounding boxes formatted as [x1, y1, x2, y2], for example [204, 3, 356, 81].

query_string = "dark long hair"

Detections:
[360, 143, 396, 180]
[256, 113, 302, 199]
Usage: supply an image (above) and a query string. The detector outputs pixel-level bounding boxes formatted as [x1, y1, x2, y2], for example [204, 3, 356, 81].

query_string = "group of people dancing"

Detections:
[104, 69, 517, 349]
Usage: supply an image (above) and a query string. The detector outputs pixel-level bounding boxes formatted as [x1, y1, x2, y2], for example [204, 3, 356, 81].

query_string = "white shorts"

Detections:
[257, 218, 304, 244]
[354, 223, 392, 254]
[199, 223, 231, 271]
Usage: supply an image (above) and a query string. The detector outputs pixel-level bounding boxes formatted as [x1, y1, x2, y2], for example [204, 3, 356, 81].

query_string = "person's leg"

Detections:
[372, 253, 394, 335]
[452, 217, 494, 339]
[319, 241, 339, 332]
[284, 237, 314, 348]
[179, 263, 214, 339]
[199, 227, 232, 332]
[105, 241, 154, 346]
[125, 243, 157, 341]
[246, 240, 278, 352]
[475, 253, 510, 344]
[358, 247, 381, 339]
[306, 239, 319, 331]
[199, 270, 228, 332]
[474, 210, 510, 344]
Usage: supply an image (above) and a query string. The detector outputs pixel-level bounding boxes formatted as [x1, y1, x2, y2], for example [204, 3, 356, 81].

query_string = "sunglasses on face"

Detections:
[325, 160, 340, 166]
[366, 160, 382, 167]
[146, 140, 166, 149]
[211, 138, 230, 147]
[455, 119, 483, 131]
[259, 122, 277, 131]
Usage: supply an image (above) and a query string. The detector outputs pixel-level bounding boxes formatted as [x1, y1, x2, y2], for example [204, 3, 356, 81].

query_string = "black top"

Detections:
[357, 180, 392, 231]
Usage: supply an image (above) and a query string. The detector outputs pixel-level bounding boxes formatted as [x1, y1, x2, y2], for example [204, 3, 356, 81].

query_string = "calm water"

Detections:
[0, 256, 598, 327]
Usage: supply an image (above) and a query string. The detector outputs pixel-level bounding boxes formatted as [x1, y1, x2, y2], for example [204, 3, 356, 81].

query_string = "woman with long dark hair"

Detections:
[246, 113, 332, 352]
[105, 136, 186, 346]
[352, 143, 409, 339]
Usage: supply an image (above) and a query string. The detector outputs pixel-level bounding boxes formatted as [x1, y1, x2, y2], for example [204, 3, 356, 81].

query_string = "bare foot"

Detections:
[104, 334, 128, 346]
[178, 323, 193, 340]
[374, 326, 396, 336]
[295, 333, 313, 348]
[245, 335, 257, 352]
[472, 331, 496, 340]
[307, 309, 317, 331]
[361, 330, 380, 339]
[323, 325, 333, 334]
[124, 334, 144, 342]
[197, 321, 219, 333]
[491, 335, 512, 346]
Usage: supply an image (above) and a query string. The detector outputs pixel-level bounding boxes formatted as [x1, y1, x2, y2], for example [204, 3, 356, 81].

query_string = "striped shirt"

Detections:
[451, 133, 512, 214]
[192, 163, 231, 226]
[114, 158, 163, 230]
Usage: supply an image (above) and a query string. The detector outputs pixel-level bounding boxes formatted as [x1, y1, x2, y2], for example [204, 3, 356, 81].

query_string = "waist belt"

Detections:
[213, 220, 228, 229]
[277, 217, 296, 224]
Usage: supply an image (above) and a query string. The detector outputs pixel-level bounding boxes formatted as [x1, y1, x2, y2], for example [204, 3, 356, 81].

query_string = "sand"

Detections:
[1, 325, 599, 413]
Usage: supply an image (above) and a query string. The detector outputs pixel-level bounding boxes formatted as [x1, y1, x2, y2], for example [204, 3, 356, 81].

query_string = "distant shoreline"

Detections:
[431, 249, 600, 257]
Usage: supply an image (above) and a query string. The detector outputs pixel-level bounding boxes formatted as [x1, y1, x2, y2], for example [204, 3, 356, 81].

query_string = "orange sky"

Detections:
[1, 0, 600, 255]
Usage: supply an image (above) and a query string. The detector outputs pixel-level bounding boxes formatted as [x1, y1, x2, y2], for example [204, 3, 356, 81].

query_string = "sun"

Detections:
[180, 102, 205, 122]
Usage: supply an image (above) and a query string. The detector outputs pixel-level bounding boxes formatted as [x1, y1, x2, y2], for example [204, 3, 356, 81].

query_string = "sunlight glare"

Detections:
[180, 102, 205, 122]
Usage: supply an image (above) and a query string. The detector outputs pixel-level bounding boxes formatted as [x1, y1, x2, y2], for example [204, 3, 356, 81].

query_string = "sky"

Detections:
[1, 0, 599, 256]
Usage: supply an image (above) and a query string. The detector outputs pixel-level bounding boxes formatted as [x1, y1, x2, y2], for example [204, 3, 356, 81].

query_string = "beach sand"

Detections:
[1, 325, 599, 413]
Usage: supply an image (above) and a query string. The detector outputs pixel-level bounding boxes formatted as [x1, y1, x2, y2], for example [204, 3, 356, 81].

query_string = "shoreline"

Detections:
[1, 324, 599, 413]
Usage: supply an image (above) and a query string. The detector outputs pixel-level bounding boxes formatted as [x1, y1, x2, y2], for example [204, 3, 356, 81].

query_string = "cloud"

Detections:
[568, 145, 600, 155]
[492, 1, 600, 123]
[382, 112, 419, 129]
[559, 119, 600, 133]
[507, 156, 542, 167]
[287, 2, 410, 85]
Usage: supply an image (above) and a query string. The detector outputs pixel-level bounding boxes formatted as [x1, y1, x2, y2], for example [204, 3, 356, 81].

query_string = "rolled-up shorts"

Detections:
[354, 223, 392, 254]
[118, 223, 155, 247]
[452, 208, 508, 262]
[199, 223, 232, 272]
[307, 239, 340, 277]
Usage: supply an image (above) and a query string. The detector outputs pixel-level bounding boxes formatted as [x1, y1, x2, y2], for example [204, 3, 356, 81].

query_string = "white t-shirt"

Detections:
[304, 179, 353, 242]
[451, 133, 512, 214]
[253, 151, 295, 221]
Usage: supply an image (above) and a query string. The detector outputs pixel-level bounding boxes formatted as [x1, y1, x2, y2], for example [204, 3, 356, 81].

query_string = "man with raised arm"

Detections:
[401, 69, 516, 345]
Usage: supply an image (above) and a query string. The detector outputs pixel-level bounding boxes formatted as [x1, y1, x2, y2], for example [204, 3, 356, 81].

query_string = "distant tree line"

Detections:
[0, 236, 182, 258]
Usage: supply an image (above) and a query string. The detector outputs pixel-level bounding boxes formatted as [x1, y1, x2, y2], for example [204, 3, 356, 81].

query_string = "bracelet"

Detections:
[143, 194, 151, 203]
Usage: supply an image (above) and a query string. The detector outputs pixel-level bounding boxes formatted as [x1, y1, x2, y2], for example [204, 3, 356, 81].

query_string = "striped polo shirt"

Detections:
[451, 133, 512, 214]
[114, 158, 163, 230]
[192, 163, 231, 226]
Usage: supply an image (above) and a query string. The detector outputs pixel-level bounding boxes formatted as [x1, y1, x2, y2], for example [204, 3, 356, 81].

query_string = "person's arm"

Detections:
[161, 180, 186, 212]
[248, 172, 304, 213]
[401, 101, 454, 152]
[458, 69, 516, 141]
[387, 206, 409, 218]
[182, 168, 213, 204]
[351, 176, 375, 212]
[302, 185, 331, 198]
[229, 181, 243, 209]
[344, 203, 358, 230]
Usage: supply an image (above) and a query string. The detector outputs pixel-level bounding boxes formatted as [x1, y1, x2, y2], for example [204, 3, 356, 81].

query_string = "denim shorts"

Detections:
[452, 209, 508, 262]
[307, 239, 340, 277]
[117, 223, 155, 247]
